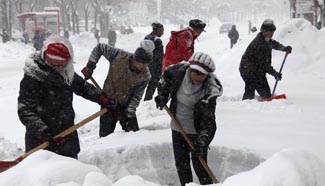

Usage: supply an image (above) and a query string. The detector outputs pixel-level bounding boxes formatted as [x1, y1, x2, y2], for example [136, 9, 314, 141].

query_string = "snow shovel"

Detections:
[164, 106, 220, 184]
[262, 52, 289, 101]
[0, 108, 108, 173]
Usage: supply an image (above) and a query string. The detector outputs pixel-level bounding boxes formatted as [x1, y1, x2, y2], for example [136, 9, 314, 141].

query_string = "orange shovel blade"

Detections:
[261, 94, 287, 102]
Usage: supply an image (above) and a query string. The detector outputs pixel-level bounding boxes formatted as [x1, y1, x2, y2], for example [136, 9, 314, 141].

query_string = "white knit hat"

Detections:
[189, 52, 215, 74]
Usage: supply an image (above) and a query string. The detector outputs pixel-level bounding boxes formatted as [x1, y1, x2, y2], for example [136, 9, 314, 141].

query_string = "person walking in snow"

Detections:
[162, 19, 206, 72]
[23, 30, 29, 44]
[94, 29, 100, 44]
[18, 35, 116, 159]
[63, 30, 70, 40]
[239, 19, 292, 100]
[155, 52, 223, 186]
[228, 25, 239, 48]
[143, 22, 164, 101]
[81, 40, 155, 137]
[107, 26, 117, 47]
[33, 29, 45, 51]
[1, 28, 9, 43]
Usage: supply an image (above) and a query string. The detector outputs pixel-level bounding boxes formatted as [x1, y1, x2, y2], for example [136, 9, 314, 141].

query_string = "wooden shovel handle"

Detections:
[18, 108, 108, 161]
[164, 106, 220, 184]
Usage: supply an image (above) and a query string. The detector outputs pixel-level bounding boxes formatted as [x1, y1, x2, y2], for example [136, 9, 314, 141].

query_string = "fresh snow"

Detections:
[0, 18, 324, 186]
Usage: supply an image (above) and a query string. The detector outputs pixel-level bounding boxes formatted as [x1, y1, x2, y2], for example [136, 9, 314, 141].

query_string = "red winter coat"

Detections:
[162, 27, 198, 72]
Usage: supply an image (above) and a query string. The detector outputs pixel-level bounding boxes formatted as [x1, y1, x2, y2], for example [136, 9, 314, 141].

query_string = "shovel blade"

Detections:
[262, 94, 287, 102]
[0, 161, 18, 173]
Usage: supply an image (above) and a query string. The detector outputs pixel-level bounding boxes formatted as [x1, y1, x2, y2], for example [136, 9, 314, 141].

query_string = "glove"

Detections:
[97, 94, 117, 107]
[35, 125, 52, 142]
[273, 72, 282, 81]
[284, 46, 292, 53]
[81, 61, 96, 80]
[52, 136, 67, 146]
[154, 96, 168, 110]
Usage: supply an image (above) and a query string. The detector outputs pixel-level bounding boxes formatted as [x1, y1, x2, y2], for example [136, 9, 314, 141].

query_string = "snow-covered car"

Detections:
[219, 23, 233, 34]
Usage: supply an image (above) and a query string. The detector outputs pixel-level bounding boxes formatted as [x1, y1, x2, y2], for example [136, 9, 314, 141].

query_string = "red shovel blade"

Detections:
[262, 94, 287, 102]
[0, 161, 19, 173]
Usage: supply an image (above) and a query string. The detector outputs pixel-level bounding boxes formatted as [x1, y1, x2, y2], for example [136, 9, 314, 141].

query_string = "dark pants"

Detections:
[172, 131, 212, 186]
[230, 39, 237, 48]
[144, 74, 160, 101]
[241, 73, 271, 100]
[99, 107, 139, 137]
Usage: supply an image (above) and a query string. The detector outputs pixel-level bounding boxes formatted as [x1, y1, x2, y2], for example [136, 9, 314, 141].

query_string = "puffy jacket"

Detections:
[162, 27, 198, 71]
[157, 63, 223, 145]
[144, 33, 164, 77]
[239, 32, 286, 76]
[18, 53, 101, 157]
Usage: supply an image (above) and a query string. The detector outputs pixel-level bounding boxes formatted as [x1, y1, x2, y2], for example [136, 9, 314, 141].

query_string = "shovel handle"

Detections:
[0, 108, 108, 170]
[271, 52, 289, 96]
[164, 106, 220, 184]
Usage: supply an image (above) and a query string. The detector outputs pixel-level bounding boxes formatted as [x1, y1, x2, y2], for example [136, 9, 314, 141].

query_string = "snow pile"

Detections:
[223, 149, 325, 186]
[0, 150, 112, 186]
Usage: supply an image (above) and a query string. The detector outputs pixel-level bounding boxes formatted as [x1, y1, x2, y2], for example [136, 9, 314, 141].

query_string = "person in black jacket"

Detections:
[155, 52, 223, 186]
[108, 26, 117, 47]
[228, 25, 239, 48]
[18, 35, 115, 159]
[143, 22, 164, 101]
[239, 19, 292, 100]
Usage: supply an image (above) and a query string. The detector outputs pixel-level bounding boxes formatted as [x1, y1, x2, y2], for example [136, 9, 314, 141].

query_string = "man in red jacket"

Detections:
[162, 19, 206, 72]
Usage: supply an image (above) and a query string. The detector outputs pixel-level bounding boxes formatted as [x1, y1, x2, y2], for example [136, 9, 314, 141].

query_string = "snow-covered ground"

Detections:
[0, 18, 325, 186]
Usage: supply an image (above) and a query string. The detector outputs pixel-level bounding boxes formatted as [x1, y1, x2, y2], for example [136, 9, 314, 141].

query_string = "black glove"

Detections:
[97, 94, 117, 107]
[284, 46, 292, 53]
[154, 96, 168, 110]
[273, 71, 282, 81]
[81, 61, 96, 80]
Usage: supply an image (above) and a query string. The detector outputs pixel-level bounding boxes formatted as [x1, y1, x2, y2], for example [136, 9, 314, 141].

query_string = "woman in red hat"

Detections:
[18, 35, 115, 159]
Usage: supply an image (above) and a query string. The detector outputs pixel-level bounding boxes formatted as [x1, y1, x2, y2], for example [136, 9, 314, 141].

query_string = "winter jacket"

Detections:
[157, 63, 223, 145]
[18, 53, 101, 157]
[228, 28, 239, 43]
[108, 29, 117, 46]
[239, 32, 286, 77]
[88, 43, 150, 116]
[162, 27, 198, 71]
[144, 32, 164, 78]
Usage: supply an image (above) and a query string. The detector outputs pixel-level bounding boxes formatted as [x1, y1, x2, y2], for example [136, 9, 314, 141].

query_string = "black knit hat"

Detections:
[151, 22, 163, 30]
[260, 19, 276, 32]
[133, 40, 155, 64]
[189, 19, 206, 32]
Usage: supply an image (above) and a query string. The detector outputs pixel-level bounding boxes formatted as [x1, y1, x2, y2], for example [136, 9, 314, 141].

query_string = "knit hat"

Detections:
[189, 52, 215, 75]
[260, 19, 276, 32]
[151, 22, 163, 30]
[189, 19, 206, 32]
[41, 35, 74, 66]
[133, 40, 155, 64]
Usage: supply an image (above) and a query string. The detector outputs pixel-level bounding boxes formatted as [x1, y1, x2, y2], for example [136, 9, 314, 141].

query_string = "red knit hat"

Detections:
[44, 43, 71, 66]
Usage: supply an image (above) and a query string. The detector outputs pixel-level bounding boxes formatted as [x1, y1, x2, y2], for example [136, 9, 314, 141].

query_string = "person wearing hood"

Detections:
[81, 40, 154, 137]
[18, 35, 116, 159]
[162, 19, 206, 72]
[239, 19, 292, 100]
[155, 52, 223, 186]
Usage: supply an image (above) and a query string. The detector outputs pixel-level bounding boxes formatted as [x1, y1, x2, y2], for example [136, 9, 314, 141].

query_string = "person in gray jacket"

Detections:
[155, 52, 223, 186]
[82, 40, 155, 137]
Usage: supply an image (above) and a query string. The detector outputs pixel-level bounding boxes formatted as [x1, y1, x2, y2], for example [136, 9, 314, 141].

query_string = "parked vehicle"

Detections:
[219, 23, 233, 34]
